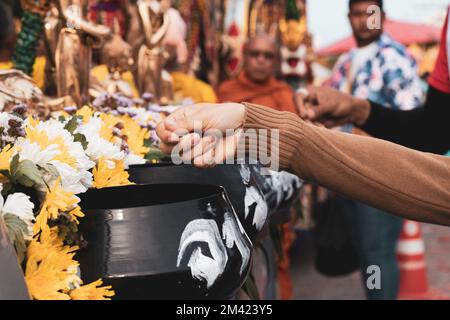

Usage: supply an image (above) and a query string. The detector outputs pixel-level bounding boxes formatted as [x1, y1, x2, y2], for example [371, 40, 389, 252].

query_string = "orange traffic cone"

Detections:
[397, 220, 429, 299]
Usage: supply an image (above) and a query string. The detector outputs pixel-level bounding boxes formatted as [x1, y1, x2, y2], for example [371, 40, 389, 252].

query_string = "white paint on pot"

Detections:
[244, 185, 268, 231]
[177, 219, 228, 288]
[222, 211, 252, 275]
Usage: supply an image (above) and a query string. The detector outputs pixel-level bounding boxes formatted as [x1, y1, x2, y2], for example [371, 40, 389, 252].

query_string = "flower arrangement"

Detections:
[0, 94, 169, 300]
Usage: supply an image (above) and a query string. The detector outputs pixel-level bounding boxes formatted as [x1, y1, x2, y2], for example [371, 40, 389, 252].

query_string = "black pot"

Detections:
[77, 183, 252, 300]
[0, 217, 30, 300]
[128, 164, 302, 240]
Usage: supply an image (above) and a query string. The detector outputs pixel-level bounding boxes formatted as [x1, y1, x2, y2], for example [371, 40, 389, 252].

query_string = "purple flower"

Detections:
[11, 103, 27, 115]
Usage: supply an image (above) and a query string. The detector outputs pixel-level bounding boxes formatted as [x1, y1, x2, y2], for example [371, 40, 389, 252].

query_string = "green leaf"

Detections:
[9, 154, 20, 177]
[1, 182, 14, 196]
[0, 169, 11, 180]
[64, 116, 79, 134]
[12, 160, 43, 188]
[73, 133, 88, 150]
[39, 163, 59, 180]
[3, 214, 29, 264]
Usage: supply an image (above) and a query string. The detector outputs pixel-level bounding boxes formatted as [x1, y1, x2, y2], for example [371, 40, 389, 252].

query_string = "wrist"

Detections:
[350, 98, 371, 127]
[235, 103, 246, 129]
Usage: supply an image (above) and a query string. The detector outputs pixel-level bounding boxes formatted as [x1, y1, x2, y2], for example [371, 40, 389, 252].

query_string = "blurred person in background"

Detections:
[321, 0, 424, 300]
[298, 7, 450, 156]
[217, 34, 298, 114]
[0, 2, 16, 69]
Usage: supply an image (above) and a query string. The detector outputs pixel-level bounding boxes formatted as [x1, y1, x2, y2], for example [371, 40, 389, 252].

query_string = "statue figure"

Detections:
[20, 0, 110, 105]
[0, 69, 73, 118]
[0, 70, 43, 112]
[53, 0, 111, 106]
[90, 30, 136, 98]
[279, 0, 314, 89]
[133, 0, 173, 104]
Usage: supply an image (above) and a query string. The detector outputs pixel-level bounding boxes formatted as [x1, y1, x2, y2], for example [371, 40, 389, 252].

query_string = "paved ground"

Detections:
[290, 223, 450, 300]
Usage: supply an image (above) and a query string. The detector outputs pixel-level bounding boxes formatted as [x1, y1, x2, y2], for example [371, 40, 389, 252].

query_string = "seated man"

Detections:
[217, 34, 298, 114]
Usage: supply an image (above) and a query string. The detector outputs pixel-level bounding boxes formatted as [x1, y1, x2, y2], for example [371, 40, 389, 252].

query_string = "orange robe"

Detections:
[217, 72, 298, 114]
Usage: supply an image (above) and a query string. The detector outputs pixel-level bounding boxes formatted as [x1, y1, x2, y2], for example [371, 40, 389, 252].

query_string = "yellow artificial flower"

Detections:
[28, 226, 79, 262]
[68, 206, 85, 224]
[92, 158, 132, 189]
[25, 226, 80, 300]
[69, 279, 115, 300]
[0, 144, 16, 171]
[34, 178, 80, 235]
[25, 255, 71, 300]
[76, 106, 94, 124]
[121, 115, 150, 157]
[27, 116, 40, 128]
[99, 113, 120, 142]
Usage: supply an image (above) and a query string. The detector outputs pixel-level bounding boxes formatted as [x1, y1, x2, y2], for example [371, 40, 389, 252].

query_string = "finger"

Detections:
[164, 105, 199, 132]
[193, 143, 216, 168]
[321, 115, 349, 128]
[214, 131, 240, 165]
[301, 101, 316, 120]
[159, 141, 176, 155]
[164, 103, 213, 132]
[178, 133, 202, 162]
[156, 121, 181, 144]
[189, 135, 217, 161]
[295, 93, 308, 118]
[308, 99, 330, 121]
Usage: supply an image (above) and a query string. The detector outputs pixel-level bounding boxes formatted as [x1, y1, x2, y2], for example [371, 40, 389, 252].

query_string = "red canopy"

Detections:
[316, 19, 442, 57]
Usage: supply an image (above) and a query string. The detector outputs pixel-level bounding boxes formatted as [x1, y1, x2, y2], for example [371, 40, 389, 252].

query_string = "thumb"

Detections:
[306, 86, 330, 121]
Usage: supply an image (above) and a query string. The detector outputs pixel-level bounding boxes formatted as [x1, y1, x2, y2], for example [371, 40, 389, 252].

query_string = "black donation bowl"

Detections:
[128, 163, 302, 239]
[77, 183, 253, 300]
[0, 216, 30, 300]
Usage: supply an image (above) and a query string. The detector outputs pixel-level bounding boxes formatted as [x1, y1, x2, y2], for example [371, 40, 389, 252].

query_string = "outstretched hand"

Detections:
[155, 103, 246, 168]
[295, 85, 371, 127]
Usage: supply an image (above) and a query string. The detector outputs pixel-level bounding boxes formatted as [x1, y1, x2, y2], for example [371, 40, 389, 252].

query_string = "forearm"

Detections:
[361, 86, 450, 154]
[243, 103, 450, 226]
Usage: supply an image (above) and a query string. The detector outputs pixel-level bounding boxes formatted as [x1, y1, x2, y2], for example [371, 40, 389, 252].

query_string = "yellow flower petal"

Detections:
[0, 144, 16, 171]
[69, 279, 115, 300]
[92, 158, 132, 189]
[33, 178, 80, 235]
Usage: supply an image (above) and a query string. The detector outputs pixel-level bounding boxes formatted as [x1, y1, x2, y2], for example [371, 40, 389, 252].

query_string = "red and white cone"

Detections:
[397, 220, 429, 299]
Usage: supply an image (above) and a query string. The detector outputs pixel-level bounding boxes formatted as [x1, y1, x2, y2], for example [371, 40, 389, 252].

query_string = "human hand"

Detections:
[295, 85, 371, 127]
[155, 103, 246, 168]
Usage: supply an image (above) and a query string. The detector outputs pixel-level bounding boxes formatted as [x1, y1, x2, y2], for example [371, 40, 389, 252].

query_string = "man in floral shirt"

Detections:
[327, 4, 423, 111]
[325, 0, 423, 300]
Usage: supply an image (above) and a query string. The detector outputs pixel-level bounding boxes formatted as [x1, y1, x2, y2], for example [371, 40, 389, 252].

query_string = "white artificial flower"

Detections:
[0, 112, 11, 128]
[0, 184, 35, 239]
[16, 139, 60, 166]
[49, 161, 93, 194]
[17, 119, 95, 194]
[124, 152, 146, 167]
[76, 116, 125, 167]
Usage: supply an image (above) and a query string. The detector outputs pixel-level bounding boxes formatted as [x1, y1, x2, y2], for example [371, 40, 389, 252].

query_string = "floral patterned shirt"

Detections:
[327, 34, 424, 111]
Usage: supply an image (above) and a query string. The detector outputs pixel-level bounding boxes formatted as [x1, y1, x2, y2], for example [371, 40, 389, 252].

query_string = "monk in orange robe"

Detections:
[217, 34, 298, 114]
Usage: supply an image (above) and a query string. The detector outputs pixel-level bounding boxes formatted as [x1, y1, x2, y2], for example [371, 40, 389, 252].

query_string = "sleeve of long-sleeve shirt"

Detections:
[362, 86, 450, 154]
[242, 102, 450, 226]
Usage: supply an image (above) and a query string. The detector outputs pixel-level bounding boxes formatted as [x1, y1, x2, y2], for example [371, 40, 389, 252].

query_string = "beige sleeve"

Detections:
[242, 102, 450, 226]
